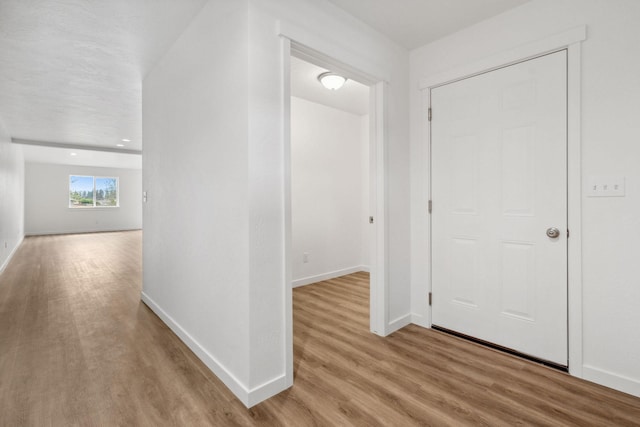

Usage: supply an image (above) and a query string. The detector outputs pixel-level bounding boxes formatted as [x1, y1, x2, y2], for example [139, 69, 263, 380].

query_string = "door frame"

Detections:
[278, 32, 390, 388]
[418, 26, 586, 377]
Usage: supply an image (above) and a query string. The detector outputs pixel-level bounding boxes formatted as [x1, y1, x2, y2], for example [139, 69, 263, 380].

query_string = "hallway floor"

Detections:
[1, 231, 639, 426]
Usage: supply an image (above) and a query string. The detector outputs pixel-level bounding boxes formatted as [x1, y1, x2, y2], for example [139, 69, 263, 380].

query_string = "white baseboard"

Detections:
[247, 374, 289, 407]
[583, 364, 640, 398]
[411, 313, 431, 329]
[25, 227, 141, 236]
[0, 234, 24, 275]
[292, 265, 369, 288]
[141, 291, 287, 407]
[406, 316, 639, 399]
[385, 313, 412, 335]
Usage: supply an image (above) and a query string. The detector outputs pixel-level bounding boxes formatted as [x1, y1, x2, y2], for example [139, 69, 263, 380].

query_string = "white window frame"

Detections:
[69, 175, 120, 208]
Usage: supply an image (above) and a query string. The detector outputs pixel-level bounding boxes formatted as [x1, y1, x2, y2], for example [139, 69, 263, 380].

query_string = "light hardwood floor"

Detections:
[1, 231, 639, 426]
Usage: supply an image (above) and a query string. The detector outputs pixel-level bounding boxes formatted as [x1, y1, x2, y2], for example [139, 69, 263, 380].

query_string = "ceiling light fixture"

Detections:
[122, 138, 131, 142]
[116, 143, 125, 147]
[318, 72, 347, 90]
[70, 152, 77, 156]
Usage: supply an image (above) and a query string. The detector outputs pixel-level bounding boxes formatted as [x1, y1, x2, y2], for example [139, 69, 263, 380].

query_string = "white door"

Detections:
[431, 51, 568, 366]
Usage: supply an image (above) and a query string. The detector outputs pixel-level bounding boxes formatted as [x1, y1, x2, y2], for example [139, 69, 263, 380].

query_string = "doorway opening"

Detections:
[282, 39, 388, 386]
[289, 54, 371, 372]
[289, 54, 370, 291]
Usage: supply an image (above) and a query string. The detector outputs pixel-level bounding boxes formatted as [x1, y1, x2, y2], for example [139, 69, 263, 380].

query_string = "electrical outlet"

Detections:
[303, 252, 309, 263]
[586, 176, 625, 197]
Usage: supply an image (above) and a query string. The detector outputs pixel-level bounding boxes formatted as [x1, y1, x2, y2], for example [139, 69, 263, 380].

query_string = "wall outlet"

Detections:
[303, 252, 309, 263]
[586, 176, 625, 197]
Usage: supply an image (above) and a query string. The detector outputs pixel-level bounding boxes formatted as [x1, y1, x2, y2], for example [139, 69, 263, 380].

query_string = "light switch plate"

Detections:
[586, 176, 625, 197]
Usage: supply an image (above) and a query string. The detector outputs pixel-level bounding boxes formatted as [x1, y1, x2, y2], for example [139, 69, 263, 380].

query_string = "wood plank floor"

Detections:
[1, 231, 639, 426]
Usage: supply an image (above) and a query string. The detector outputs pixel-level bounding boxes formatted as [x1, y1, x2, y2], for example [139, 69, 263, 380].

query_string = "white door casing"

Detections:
[431, 50, 568, 366]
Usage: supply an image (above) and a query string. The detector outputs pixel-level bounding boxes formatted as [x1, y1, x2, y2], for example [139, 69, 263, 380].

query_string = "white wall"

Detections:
[143, 0, 410, 408]
[410, 0, 640, 397]
[143, 0, 253, 405]
[0, 119, 24, 273]
[24, 163, 142, 235]
[291, 97, 368, 286]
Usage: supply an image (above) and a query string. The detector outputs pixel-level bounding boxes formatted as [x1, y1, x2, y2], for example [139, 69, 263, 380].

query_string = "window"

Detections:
[69, 175, 119, 208]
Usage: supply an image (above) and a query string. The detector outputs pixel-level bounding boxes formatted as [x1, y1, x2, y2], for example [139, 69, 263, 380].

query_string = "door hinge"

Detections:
[369, 216, 374, 224]
[428, 200, 432, 214]
[428, 107, 432, 122]
[428, 292, 432, 306]
[567, 229, 570, 238]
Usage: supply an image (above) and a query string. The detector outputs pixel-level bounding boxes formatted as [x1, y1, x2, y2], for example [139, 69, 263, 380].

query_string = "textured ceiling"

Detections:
[291, 56, 369, 116]
[0, 0, 531, 163]
[0, 0, 207, 152]
[326, 0, 530, 50]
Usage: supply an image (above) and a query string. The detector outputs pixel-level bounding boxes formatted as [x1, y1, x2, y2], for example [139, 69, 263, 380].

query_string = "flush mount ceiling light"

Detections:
[318, 72, 346, 90]
[70, 152, 77, 156]
[116, 143, 125, 147]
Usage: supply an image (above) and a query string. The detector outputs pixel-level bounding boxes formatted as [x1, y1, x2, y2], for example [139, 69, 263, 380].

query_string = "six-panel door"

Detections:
[431, 50, 568, 366]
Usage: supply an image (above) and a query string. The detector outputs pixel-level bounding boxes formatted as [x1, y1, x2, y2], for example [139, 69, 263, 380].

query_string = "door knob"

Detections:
[546, 227, 560, 238]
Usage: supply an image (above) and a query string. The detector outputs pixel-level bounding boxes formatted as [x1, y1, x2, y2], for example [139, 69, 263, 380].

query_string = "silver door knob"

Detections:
[546, 227, 560, 238]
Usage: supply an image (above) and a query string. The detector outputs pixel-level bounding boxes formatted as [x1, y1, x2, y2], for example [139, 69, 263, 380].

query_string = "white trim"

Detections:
[423, 87, 433, 329]
[369, 81, 388, 336]
[280, 36, 295, 395]
[419, 26, 586, 90]
[583, 365, 640, 398]
[141, 292, 252, 406]
[292, 266, 370, 288]
[386, 313, 412, 335]
[277, 20, 390, 83]
[567, 42, 583, 378]
[0, 234, 24, 274]
[418, 27, 585, 377]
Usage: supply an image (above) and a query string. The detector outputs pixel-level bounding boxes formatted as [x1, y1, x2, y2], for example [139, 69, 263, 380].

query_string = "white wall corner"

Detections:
[246, 374, 289, 407]
[140, 292, 252, 407]
[411, 312, 430, 329]
[385, 313, 412, 335]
